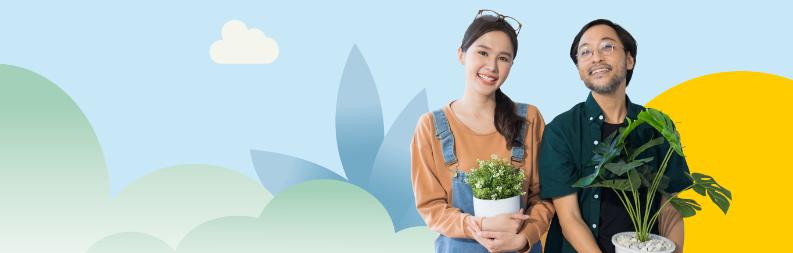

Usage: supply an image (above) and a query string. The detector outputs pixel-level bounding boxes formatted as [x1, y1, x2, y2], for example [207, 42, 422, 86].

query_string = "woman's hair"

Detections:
[460, 16, 524, 149]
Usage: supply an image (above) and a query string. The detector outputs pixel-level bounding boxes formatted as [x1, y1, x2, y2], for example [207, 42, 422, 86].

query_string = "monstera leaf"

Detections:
[252, 45, 428, 230]
[637, 108, 683, 156]
[690, 172, 732, 214]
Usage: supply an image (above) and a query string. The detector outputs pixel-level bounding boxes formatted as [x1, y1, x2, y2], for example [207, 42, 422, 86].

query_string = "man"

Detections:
[538, 19, 692, 253]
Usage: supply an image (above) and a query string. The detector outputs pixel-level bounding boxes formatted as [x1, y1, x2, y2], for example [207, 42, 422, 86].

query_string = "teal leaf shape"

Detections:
[336, 45, 384, 186]
[252, 45, 428, 231]
[251, 150, 345, 195]
[368, 90, 428, 230]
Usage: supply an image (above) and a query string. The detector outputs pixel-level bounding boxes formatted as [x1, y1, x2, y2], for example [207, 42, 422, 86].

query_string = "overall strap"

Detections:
[511, 103, 529, 163]
[432, 109, 458, 165]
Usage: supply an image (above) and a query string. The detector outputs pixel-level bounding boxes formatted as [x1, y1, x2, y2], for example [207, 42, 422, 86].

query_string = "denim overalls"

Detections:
[431, 103, 543, 253]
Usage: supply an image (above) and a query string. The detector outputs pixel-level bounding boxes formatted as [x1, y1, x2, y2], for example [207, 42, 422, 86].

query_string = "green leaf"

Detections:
[669, 197, 702, 218]
[690, 172, 732, 214]
[615, 117, 644, 146]
[637, 109, 683, 156]
[692, 184, 706, 196]
[604, 157, 653, 176]
[628, 137, 664, 161]
[588, 179, 635, 191]
[573, 171, 598, 188]
[636, 165, 670, 191]
[589, 170, 641, 192]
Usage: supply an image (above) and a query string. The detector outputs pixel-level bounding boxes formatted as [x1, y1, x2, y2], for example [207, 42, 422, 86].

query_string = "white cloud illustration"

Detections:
[210, 20, 279, 64]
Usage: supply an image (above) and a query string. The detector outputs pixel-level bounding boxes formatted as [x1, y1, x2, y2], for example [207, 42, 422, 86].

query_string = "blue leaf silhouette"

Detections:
[252, 45, 428, 232]
[335, 45, 384, 187]
[368, 90, 428, 231]
[250, 150, 345, 195]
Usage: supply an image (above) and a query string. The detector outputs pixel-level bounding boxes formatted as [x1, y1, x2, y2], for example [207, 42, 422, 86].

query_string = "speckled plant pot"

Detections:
[612, 232, 675, 253]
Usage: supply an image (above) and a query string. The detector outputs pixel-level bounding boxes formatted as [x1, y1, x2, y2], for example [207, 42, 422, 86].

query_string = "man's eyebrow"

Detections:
[579, 37, 619, 48]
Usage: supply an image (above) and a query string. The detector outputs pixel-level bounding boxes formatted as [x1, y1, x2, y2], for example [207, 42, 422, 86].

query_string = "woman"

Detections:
[410, 9, 554, 253]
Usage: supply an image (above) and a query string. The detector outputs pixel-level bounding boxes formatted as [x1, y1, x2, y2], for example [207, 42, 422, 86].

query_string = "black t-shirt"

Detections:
[597, 122, 661, 253]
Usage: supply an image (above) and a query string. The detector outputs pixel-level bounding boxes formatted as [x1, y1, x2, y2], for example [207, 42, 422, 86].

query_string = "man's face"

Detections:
[575, 24, 634, 94]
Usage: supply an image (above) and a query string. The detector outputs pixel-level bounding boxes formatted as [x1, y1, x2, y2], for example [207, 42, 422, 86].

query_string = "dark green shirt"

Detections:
[539, 93, 692, 253]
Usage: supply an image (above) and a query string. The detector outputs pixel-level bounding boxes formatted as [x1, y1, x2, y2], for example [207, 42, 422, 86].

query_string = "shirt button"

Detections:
[599, 115, 604, 120]
[594, 140, 599, 145]
[592, 224, 598, 229]
[594, 194, 599, 199]
[589, 116, 594, 121]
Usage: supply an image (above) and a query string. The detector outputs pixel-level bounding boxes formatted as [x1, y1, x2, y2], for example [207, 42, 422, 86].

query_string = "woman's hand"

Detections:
[467, 216, 528, 253]
[481, 208, 529, 234]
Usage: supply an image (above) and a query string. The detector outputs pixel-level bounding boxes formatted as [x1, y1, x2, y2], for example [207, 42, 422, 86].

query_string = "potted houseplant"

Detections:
[573, 108, 732, 253]
[466, 154, 526, 217]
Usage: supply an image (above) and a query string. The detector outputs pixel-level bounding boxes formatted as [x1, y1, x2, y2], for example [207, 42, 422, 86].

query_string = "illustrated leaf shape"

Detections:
[368, 90, 428, 231]
[251, 150, 345, 195]
[336, 45, 384, 187]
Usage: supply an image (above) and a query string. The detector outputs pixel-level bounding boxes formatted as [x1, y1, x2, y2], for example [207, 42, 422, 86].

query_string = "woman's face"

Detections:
[458, 30, 515, 97]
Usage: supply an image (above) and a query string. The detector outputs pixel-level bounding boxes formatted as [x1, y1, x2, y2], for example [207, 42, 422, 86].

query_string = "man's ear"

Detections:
[626, 54, 635, 70]
[458, 48, 464, 65]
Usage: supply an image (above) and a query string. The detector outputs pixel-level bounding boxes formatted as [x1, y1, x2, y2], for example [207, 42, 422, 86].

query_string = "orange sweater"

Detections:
[410, 101, 555, 250]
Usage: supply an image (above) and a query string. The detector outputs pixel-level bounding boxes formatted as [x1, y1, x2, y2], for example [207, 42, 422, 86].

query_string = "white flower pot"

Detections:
[612, 232, 675, 253]
[472, 195, 521, 217]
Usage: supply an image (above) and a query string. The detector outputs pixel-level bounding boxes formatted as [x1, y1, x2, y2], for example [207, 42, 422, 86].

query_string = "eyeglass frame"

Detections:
[475, 9, 522, 35]
[576, 39, 625, 61]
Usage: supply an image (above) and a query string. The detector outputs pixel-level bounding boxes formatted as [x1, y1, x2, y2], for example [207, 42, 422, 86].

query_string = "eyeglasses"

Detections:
[577, 40, 624, 60]
[475, 9, 522, 35]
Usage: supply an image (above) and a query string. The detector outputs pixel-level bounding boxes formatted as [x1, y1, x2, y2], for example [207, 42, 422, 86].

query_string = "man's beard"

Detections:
[584, 63, 626, 95]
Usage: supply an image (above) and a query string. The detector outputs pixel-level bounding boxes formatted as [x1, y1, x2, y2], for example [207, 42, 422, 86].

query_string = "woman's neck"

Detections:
[456, 90, 497, 117]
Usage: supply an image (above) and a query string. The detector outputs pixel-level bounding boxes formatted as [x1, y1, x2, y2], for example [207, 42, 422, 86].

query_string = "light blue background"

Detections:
[2, 0, 790, 194]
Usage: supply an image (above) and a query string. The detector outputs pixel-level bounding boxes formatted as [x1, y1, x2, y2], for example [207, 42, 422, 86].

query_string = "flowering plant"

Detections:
[465, 154, 526, 200]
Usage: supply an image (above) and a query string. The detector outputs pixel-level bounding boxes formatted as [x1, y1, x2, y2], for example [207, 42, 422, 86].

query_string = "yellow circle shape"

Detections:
[646, 71, 793, 252]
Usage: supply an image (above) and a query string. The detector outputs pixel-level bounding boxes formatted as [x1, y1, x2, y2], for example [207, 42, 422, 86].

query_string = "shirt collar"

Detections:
[584, 92, 641, 123]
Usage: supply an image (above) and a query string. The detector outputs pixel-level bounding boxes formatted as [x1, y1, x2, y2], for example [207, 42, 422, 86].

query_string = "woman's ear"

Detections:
[458, 48, 464, 65]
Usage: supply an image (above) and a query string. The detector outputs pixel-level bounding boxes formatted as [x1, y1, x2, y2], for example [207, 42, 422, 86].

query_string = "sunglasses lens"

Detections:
[504, 18, 521, 31]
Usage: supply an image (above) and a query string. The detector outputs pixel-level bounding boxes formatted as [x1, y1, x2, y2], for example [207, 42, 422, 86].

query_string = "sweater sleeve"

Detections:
[519, 106, 556, 252]
[411, 113, 472, 238]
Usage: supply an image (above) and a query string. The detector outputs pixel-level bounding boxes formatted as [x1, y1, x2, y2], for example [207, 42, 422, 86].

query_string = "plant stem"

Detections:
[648, 185, 693, 228]
[641, 148, 674, 240]
[620, 190, 642, 238]
[626, 171, 647, 240]
[613, 188, 640, 234]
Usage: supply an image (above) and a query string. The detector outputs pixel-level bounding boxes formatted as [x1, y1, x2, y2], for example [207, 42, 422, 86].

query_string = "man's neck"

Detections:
[591, 85, 628, 124]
